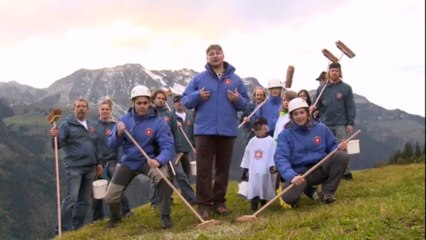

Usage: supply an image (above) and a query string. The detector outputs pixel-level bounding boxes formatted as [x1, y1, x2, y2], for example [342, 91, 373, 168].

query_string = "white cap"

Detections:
[130, 85, 151, 100]
[288, 97, 309, 113]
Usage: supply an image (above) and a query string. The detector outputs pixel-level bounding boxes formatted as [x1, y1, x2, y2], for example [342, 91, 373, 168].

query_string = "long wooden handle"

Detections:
[252, 129, 361, 217]
[53, 122, 62, 237]
[312, 79, 329, 108]
[238, 97, 269, 128]
[123, 129, 206, 223]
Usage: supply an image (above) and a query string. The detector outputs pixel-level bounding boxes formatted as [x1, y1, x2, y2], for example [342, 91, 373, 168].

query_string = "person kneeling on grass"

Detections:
[274, 98, 349, 207]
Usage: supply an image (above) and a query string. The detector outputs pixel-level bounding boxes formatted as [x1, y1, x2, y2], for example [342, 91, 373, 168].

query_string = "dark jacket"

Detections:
[54, 115, 100, 168]
[314, 80, 356, 126]
[174, 109, 195, 152]
[95, 118, 121, 164]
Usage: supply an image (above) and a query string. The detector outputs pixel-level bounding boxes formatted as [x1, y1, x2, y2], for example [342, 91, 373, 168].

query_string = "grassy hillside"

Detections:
[58, 163, 425, 240]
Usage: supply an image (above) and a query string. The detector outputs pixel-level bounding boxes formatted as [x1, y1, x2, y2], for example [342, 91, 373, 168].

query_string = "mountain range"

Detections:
[0, 63, 424, 239]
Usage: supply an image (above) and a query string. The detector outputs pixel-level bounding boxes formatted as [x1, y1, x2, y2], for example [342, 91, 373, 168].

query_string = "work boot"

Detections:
[343, 173, 353, 181]
[213, 204, 231, 216]
[198, 206, 212, 220]
[160, 215, 172, 229]
[321, 193, 336, 204]
[106, 218, 122, 229]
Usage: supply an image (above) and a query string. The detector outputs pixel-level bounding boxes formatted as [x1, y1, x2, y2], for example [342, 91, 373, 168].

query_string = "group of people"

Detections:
[50, 43, 356, 233]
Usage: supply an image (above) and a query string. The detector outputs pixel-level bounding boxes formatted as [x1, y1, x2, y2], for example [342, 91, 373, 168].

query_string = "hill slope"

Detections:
[59, 163, 425, 240]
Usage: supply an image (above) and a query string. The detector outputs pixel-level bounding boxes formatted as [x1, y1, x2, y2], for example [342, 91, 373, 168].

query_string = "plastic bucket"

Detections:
[190, 161, 197, 176]
[347, 140, 360, 154]
[237, 181, 248, 197]
[92, 179, 108, 199]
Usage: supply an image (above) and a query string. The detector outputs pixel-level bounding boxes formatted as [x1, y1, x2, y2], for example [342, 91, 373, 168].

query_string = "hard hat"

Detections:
[130, 85, 151, 100]
[267, 78, 283, 89]
[288, 97, 309, 114]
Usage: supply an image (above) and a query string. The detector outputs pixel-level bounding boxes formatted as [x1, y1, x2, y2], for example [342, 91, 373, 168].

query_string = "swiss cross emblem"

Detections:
[105, 129, 112, 136]
[145, 128, 153, 136]
[89, 127, 95, 134]
[314, 136, 321, 144]
[224, 79, 232, 85]
[254, 150, 263, 160]
[163, 116, 169, 123]
[336, 92, 343, 100]
[186, 120, 192, 126]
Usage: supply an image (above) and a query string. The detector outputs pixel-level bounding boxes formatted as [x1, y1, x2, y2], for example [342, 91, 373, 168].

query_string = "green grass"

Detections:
[59, 164, 425, 240]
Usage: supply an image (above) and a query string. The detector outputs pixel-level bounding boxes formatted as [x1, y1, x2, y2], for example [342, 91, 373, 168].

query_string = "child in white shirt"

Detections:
[240, 118, 277, 211]
[273, 90, 298, 140]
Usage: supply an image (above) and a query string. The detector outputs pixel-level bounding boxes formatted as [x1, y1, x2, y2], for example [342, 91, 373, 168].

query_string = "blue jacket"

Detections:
[107, 108, 175, 171]
[182, 62, 249, 137]
[252, 96, 282, 136]
[54, 115, 100, 168]
[94, 118, 121, 164]
[314, 80, 356, 126]
[274, 120, 338, 182]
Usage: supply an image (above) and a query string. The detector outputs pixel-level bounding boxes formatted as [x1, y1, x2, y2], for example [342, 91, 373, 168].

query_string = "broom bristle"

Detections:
[47, 108, 63, 123]
[285, 65, 295, 88]
[336, 40, 356, 58]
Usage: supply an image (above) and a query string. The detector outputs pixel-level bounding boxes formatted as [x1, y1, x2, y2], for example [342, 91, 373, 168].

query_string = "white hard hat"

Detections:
[130, 85, 151, 100]
[288, 97, 309, 114]
[267, 78, 283, 89]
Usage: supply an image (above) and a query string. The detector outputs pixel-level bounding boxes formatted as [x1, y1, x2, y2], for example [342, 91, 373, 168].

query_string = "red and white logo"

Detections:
[163, 116, 169, 123]
[224, 79, 232, 86]
[89, 127, 95, 134]
[336, 92, 343, 100]
[145, 128, 153, 136]
[314, 136, 321, 144]
[254, 150, 263, 160]
[185, 120, 192, 126]
[105, 129, 112, 136]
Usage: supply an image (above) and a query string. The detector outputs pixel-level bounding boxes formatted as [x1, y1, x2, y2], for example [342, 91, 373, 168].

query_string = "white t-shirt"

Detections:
[77, 119, 88, 130]
[175, 111, 186, 122]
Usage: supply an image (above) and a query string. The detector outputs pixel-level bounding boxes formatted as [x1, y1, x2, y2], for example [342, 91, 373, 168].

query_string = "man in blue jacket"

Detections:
[50, 98, 102, 233]
[274, 98, 349, 207]
[312, 62, 356, 180]
[104, 85, 175, 229]
[182, 44, 249, 219]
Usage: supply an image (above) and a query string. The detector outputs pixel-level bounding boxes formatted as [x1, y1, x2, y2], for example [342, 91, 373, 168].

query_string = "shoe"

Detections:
[150, 204, 158, 210]
[250, 201, 258, 212]
[161, 215, 173, 229]
[213, 204, 231, 216]
[343, 173, 353, 181]
[123, 211, 133, 218]
[106, 218, 122, 229]
[198, 206, 212, 220]
[321, 193, 336, 204]
[311, 191, 319, 201]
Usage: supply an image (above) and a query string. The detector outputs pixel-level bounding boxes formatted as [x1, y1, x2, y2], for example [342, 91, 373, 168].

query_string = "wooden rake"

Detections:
[123, 129, 221, 229]
[236, 130, 361, 223]
[47, 108, 63, 237]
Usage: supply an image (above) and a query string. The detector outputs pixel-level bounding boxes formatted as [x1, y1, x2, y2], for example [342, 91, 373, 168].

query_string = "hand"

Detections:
[309, 105, 316, 114]
[337, 141, 348, 151]
[116, 121, 126, 137]
[269, 166, 277, 174]
[199, 87, 211, 101]
[291, 175, 305, 186]
[96, 163, 103, 178]
[177, 121, 183, 128]
[243, 117, 250, 124]
[227, 88, 239, 103]
[50, 127, 59, 137]
[346, 125, 354, 135]
[148, 159, 161, 168]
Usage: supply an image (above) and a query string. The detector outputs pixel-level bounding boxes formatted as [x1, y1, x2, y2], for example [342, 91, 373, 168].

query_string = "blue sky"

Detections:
[0, 0, 424, 116]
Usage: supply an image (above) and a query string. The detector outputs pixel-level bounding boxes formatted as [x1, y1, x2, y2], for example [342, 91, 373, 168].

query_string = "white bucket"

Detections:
[347, 140, 360, 155]
[190, 161, 197, 176]
[92, 179, 108, 199]
[237, 181, 248, 197]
